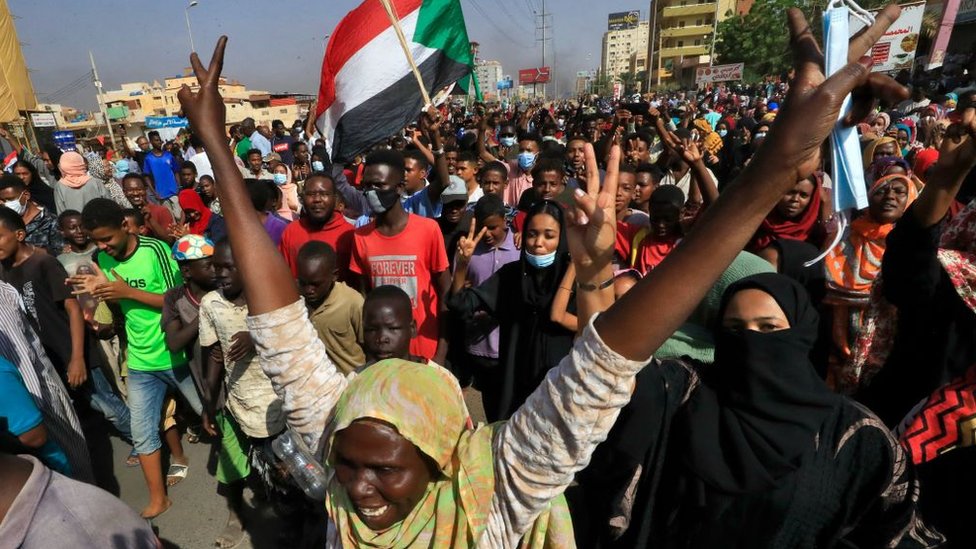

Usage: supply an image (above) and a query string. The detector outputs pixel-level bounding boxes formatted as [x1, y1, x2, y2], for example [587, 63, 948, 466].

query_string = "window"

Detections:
[694, 39, 701, 45]
[696, 18, 703, 25]
[679, 20, 685, 27]
[677, 40, 684, 47]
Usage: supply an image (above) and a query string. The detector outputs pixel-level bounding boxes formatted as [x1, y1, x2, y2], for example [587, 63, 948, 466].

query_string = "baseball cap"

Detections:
[172, 234, 215, 262]
[440, 175, 469, 205]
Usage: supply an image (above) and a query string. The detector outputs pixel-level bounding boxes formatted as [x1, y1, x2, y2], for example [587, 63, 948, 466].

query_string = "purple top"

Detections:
[461, 229, 521, 358]
[263, 213, 290, 246]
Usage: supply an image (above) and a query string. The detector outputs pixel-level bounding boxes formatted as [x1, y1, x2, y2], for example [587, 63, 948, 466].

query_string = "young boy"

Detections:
[199, 239, 293, 546]
[120, 174, 175, 242]
[297, 241, 365, 375]
[450, 195, 520, 414]
[70, 198, 201, 518]
[454, 151, 483, 206]
[615, 163, 649, 227]
[351, 150, 450, 363]
[141, 130, 182, 219]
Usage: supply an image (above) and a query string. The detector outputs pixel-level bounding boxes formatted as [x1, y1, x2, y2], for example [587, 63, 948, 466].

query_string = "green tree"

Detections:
[617, 71, 637, 94]
[713, 0, 811, 81]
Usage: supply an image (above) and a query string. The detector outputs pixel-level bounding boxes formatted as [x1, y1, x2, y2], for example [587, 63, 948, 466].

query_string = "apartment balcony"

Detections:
[659, 24, 713, 39]
[661, 2, 716, 18]
[658, 44, 709, 58]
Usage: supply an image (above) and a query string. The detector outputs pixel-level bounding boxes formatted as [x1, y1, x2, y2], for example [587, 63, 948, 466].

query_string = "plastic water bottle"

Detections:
[272, 430, 327, 501]
[73, 264, 99, 323]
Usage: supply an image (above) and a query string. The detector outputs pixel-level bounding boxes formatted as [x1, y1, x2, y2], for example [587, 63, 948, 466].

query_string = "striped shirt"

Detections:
[0, 282, 93, 483]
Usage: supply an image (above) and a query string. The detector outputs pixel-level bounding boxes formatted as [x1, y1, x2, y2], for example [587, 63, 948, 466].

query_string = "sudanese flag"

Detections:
[315, 0, 475, 163]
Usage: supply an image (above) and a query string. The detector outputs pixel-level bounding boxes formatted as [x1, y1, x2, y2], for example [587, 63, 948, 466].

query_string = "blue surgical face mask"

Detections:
[718, 129, 728, 138]
[517, 151, 537, 171]
[524, 249, 556, 269]
[273, 173, 288, 185]
[312, 160, 325, 172]
[499, 136, 517, 148]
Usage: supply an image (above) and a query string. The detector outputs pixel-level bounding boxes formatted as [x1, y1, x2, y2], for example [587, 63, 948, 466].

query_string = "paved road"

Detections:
[90, 387, 486, 548]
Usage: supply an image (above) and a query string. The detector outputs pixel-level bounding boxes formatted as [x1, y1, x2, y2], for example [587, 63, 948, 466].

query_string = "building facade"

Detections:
[475, 60, 504, 101]
[648, 0, 738, 86]
[601, 20, 650, 82]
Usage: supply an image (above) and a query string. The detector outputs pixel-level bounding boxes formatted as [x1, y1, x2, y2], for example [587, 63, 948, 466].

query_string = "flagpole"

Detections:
[378, 0, 433, 106]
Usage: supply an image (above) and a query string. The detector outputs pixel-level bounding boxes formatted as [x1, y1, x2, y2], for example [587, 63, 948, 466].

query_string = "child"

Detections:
[296, 241, 365, 375]
[69, 198, 201, 518]
[450, 194, 520, 405]
[616, 163, 649, 227]
[199, 239, 296, 546]
[615, 185, 685, 275]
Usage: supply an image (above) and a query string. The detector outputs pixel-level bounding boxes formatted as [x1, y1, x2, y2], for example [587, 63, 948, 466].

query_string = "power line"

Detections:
[496, 0, 533, 34]
[465, 0, 532, 47]
[38, 71, 92, 99]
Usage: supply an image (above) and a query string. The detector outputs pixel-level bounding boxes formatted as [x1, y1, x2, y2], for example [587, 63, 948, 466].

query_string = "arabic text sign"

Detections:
[144, 116, 189, 129]
[518, 67, 551, 85]
[695, 63, 744, 84]
[29, 112, 57, 128]
[849, 2, 925, 73]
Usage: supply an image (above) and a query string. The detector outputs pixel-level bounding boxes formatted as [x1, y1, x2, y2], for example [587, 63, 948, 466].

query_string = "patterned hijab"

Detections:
[937, 197, 976, 313]
[324, 359, 571, 548]
[825, 174, 918, 303]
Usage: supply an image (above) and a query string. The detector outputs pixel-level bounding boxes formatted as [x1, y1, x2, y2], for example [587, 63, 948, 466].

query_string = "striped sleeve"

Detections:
[142, 237, 181, 290]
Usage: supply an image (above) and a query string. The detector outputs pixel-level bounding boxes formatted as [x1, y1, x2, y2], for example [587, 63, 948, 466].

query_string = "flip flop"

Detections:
[125, 449, 140, 467]
[166, 462, 189, 487]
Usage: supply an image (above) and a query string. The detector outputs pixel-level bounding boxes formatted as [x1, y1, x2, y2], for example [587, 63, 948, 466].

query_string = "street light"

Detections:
[185, 1, 199, 52]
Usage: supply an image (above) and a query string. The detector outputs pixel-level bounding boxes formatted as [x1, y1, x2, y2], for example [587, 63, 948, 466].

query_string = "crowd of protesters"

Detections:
[1, 7, 976, 548]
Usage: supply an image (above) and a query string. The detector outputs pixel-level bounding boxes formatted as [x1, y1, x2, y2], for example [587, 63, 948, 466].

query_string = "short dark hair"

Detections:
[473, 194, 505, 223]
[181, 161, 197, 174]
[625, 131, 654, 147]
[290, 140, 308, 153]
[57, 209, 82, 228]
[297, 240, 337, 268]
[618, 163, 637, 175]
[457, 151, 478, 165]
[272, 119, 284, 128]
[635, 163, 665, 183]
[530, 157, 564, 181]
[478, 161, 508, 181]
[0, 174, 26, 193]
[402, 149, 430, 170]
[519, 133, 543, 148]
[147, 130, 160, 140]
[246, 148, 263, 159]
[364, 149, 405, 180]
[0, 205, 25, 232]
[245, 179, 270, 212]
[82, 198, 126, 230]
[364, 285, 412, 316]
[122, 208, 145, 227]
[121, 173, 145, 187]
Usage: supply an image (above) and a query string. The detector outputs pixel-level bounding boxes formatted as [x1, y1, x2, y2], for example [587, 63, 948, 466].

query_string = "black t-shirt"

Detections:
[271, 135, 295, 166]
[3, 252, 73, 374]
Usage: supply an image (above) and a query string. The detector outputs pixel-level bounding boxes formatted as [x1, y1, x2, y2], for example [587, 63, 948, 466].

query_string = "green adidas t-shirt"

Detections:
[97, 236, 186, 371]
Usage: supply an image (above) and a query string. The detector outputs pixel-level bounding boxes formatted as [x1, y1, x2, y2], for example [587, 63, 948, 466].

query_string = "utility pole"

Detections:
[89, 50, 117, 150]
[536, 0, 551, 100]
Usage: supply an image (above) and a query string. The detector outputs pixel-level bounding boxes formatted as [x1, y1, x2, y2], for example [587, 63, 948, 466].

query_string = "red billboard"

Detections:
[518, 67, 551, 85]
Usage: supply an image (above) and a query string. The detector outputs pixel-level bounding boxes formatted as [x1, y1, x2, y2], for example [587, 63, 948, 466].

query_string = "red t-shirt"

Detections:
[614, 221, 680, 275]
[350, 214, 449, 360]
[145, 204, 175, 240]
[279, 214, 355, 282]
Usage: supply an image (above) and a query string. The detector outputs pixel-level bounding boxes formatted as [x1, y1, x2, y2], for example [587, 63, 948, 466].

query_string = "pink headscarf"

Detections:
[58, 151, 91, 188]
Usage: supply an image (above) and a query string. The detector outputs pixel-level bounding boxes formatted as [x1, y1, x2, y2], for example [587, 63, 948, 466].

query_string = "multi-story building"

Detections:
[475, 60, 504, 101]
[601, 20, 650, 82]
[648, 0, 739, 86]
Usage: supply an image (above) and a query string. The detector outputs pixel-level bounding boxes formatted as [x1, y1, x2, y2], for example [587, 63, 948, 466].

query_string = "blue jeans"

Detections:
[85, 368, 132, 442]
[128, 365, 203, 455]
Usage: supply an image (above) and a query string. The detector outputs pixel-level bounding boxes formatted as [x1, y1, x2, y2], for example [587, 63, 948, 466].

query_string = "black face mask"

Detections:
[365, 187, 400, 214]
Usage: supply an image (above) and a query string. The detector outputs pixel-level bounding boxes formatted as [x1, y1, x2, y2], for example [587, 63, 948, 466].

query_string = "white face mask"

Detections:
[4, 192, 25, 215]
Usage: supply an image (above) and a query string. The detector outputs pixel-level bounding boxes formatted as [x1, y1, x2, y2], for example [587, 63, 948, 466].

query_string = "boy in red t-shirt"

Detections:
[350, 150, 450, 362]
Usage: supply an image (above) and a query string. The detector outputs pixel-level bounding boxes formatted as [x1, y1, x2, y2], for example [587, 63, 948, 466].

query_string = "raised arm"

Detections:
[422, 108, 451, 204]
[911, 94, 976, 227]
[487, 8, 909, 540]
[178, 38, 297, 316]
[477, 115, 501, 164]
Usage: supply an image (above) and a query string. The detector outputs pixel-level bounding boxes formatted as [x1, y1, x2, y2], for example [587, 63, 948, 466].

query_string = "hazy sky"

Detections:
[11, 0, 650, 111]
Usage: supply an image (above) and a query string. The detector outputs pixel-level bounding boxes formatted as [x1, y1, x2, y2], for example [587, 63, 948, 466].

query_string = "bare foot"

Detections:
[141, 497, 172, 519]
[214, 516, 245, 548]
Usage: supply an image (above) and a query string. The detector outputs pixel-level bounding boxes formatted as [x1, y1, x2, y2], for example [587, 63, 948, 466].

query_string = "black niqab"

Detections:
[679, 273, 841, 494]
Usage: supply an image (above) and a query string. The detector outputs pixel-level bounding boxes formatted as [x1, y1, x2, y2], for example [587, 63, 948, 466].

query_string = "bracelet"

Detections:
[577, 276, 614, 292]
[558, 286, 573, 292]
[432, 147, 445, 155]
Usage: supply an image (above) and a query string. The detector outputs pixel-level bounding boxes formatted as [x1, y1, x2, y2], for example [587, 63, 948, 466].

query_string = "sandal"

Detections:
[166, 462, 189, 487]
[186, 425, 201, 444]
[125, 449, 140, 468]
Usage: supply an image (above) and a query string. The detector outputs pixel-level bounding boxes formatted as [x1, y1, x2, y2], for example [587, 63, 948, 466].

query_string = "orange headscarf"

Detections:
[825, 174, 918, 303]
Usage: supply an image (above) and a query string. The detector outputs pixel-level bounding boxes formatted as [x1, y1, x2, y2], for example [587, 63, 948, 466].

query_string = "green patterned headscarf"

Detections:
[324, 359, 572, 548]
